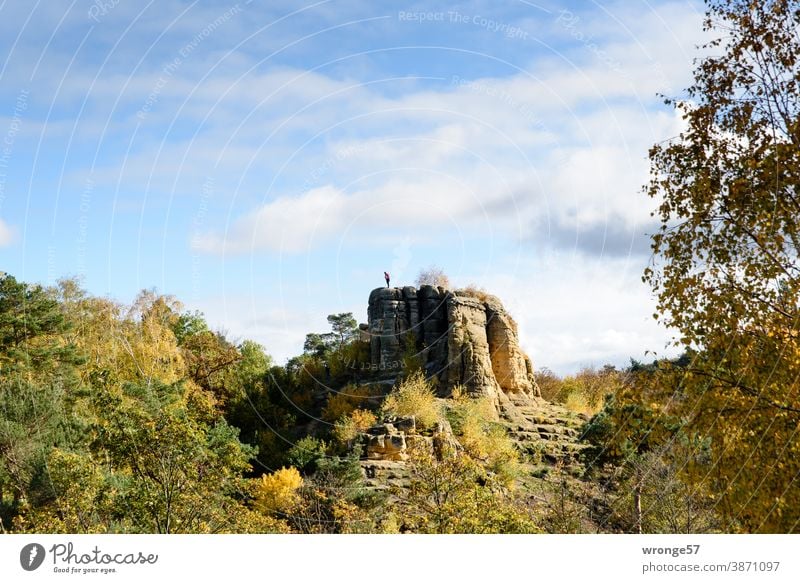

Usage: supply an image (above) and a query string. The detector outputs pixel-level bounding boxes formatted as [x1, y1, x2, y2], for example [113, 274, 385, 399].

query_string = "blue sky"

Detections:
[0, 0, 706, 373]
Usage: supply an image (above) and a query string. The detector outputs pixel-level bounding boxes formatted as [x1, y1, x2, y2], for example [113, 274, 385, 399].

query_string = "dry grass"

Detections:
[459, 284, 491, 303]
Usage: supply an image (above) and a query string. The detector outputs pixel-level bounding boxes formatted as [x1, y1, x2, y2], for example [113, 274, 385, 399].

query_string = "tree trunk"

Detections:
[633, 475, 643, 534]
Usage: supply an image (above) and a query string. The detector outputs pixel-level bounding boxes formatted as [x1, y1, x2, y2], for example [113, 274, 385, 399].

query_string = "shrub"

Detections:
[535, 367, 563, 402]
[459, 284, 491, 303]
[381, 371, 441, 430]
[332, 409, 377, 446]
[536, 366, 622, 416]
[286, 436, 327, 472]
[254, 467, 303, 516]
[447, 388, 519, 485]
[396, 447, 539, 533]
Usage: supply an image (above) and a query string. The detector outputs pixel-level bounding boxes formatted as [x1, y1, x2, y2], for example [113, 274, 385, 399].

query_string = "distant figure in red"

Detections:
[384, 271, 390, 288]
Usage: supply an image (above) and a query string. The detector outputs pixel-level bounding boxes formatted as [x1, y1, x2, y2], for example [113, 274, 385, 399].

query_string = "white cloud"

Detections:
[181, 1, 703, 258]
[192, 185, 348, 254]
[0, 219, 15, 247]
[466, 254, 679, 374]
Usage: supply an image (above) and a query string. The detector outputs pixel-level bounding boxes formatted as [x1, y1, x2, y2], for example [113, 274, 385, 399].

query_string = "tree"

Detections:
[645, 0, 800, 532]
[85, 380, 273, 533]
[0, 275, 84, 525]
[395, 447, 538, 533]
[326, 313, 358, 348]
[582, 361, 720, 533]
[415, 266, 450, 289]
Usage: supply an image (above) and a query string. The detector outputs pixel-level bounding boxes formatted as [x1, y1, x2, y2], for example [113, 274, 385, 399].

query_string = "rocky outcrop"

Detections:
[484, 295, 538, 396]
[360, 286, 595, 513]
[362, 415, 459, 463]
[366, 286, 540, 408]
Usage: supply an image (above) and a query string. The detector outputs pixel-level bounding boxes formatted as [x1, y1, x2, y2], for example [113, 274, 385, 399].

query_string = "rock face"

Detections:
[366, 286, 540, 408]
[361, 414, 459, 470]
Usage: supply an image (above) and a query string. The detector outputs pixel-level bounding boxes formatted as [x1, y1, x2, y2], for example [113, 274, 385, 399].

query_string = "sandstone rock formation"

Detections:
[366, 285, 540, 409]
[360, 286, 592, 503]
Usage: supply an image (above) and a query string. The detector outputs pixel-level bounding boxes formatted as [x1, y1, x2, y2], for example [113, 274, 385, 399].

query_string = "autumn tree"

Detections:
[395, 446, 538, 534]
[645, 0, 800, 532]
[415, 266, 451, 289]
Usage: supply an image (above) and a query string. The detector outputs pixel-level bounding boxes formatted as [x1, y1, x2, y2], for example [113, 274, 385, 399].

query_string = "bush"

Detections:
[332, 409, 377, 446]
[535, 367, 563, 402]
[536, 366, 622, 416]
[447, 388, 519, 485]
[381, 371, 441, 430]
[254, 466, 303, 516]
[286, 436, 327, 472]
[396, 447, 539, 533]
[459, 284, 491, 303]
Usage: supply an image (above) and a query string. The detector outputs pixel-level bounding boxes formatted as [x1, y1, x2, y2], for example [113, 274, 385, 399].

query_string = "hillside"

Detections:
[0, 273, 790, 533]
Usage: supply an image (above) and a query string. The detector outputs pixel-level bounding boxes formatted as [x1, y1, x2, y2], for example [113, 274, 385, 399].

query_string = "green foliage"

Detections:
[599, 445, 721, 534]
[0, 275, 85, 527]
[87, 380, 258, 533]
[326, 313, 358, 348]
[582, 359, 721, 533]
[171, 310, 209, 344]
[303, 312, 358, 358]
[288, 448, 386, 533]
[0, 274, 83, 374]
[396, 447, 539, 533]
[286, 436, 327, 473]
[447, 389, 519, 486]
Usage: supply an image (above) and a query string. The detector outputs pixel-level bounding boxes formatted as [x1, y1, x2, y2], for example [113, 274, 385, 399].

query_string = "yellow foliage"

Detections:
[537, 366, 622, 416]
[449, 390, 519, 486]
[255, 467, 303, 516]
[382, 370, 441, 430]
[322, 384, 378, 422]
[396, 447, 538, 533]
[333, 408, 377, 445]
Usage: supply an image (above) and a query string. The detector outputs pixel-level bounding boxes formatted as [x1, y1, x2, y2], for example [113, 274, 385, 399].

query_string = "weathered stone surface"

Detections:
[365, 285, 539, 403]
[368, 288, 407, 372]
[445, 294, 501, 408]
[362, 415, 442, 462]
[484, 294, 540, 398]
[366, 433, 407, 461]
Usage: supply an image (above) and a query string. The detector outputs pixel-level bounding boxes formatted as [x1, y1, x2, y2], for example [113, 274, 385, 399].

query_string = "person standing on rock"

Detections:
[384, 271, 390, 288]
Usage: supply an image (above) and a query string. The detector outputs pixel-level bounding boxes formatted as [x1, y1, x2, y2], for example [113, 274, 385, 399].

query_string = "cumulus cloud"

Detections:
[184, 1, 699, 259]
[468, 253, 679, 374]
